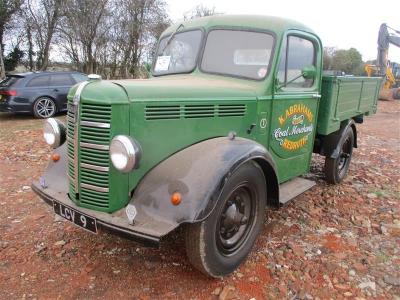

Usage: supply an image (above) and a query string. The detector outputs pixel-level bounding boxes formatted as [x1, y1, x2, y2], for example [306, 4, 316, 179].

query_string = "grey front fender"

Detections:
[131, 137, 279, 233]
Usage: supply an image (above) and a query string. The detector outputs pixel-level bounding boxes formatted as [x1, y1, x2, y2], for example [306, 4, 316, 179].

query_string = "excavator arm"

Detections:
[366, 24, 400, 99]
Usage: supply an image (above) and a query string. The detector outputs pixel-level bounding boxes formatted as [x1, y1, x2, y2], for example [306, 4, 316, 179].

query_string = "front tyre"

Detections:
[33, 97, 56, 118]
[324, 127, 354, 184]
[185, 161, 266, 278]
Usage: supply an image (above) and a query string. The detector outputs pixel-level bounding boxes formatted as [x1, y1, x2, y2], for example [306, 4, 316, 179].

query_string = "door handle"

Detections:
[53, 88, 59, 92]
[312, 94, 321, 99]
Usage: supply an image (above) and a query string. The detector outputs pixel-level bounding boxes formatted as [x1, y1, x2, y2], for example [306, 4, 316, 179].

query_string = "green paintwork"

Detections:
[65, 15, 380, 213]
[268, 29, 323, 182]
[317, 76, 382, 135]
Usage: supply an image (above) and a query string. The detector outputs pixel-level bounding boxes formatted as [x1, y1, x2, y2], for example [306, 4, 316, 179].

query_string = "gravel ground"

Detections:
[0, 101, 399, 300]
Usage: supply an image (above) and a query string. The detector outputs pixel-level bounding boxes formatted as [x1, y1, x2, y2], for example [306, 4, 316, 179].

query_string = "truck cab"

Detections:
[33, 15, 382, 277]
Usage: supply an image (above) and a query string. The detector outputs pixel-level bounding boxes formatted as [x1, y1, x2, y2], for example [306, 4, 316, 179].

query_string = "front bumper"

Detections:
[32, 182, 161, 247]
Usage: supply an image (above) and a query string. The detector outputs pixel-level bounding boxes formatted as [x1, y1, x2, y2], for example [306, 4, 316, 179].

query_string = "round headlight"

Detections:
[43, 118, 66, 148]
[110, 135, 141, 173]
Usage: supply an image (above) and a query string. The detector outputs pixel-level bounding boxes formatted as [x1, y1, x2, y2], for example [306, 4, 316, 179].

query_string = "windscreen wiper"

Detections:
[161, 23, 184, 54]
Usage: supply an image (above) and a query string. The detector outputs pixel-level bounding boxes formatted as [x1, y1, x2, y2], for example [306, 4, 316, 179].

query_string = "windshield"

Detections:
[153, 30, 203, 75]
[201, 30, 275, 80]
[152, 28, 275, 80]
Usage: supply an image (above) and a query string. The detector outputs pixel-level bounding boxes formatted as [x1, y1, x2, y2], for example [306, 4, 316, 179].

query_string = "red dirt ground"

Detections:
[0, 101, 399, 299]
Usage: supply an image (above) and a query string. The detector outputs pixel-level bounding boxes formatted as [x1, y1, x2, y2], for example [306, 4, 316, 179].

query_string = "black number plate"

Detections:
[53, 201, 97, 234]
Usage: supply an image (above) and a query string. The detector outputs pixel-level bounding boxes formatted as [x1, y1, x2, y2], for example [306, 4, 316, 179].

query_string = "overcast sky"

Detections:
[167, 0, 400, 62]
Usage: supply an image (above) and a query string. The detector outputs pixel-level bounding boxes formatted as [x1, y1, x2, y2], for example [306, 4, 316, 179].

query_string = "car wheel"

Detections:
[185, 161, 266, 278]
[33, 97, 57, 118]
[324, 127, 354, 184]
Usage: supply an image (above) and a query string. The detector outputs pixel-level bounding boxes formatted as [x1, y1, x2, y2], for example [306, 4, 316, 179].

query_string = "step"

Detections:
[279, 177, 316, 205]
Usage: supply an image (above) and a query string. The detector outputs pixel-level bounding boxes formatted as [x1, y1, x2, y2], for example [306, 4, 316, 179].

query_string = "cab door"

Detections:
[269, 31, 322, 183]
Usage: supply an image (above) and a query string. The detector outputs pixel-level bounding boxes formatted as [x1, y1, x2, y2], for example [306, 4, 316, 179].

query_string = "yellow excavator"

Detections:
[365, 23, 400, 100]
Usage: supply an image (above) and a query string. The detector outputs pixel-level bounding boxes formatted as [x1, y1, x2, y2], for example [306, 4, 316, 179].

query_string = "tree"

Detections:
[4, 46, 24, 71]
[108, 0, 169, 78]
[323, 47, 336, 71]
[58, 0, 169, 78]
[2, 0, 170, 79]
[0, 0, 23, 77]
[183, 4, 218, 20]
[59, 0, 109, 74]
[331, 48, 363, 75]
[0, 43, 4, 77]
[323, 47, 363, 75]
[25, 0, 62, 70]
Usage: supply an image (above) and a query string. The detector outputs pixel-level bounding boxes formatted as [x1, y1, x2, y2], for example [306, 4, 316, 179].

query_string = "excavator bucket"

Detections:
[379, 88, 400, 101]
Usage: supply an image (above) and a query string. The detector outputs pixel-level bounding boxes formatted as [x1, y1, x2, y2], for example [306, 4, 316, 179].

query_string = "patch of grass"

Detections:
[367, 186, 400, 200]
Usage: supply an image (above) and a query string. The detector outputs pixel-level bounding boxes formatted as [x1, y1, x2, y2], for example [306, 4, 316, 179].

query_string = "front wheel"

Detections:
[324, 127, 354, 184]
[33, 97, 56, 118]
[185, 161, 266, 278]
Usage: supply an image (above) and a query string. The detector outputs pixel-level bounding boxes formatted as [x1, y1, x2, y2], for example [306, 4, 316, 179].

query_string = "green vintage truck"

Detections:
[33, 15, 382, 277]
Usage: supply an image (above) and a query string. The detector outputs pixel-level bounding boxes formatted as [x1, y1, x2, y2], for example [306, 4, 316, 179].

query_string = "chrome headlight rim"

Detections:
[43, 118, 66, 149]
[110, 135, 141, 173]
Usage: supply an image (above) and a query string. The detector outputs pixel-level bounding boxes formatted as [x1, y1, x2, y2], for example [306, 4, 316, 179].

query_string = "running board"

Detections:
[279, 177, 316, 205]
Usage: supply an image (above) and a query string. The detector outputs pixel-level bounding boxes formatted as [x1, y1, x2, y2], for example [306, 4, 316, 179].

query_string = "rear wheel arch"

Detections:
[319, 119, 357, 158]
[324, 126, 354, 184]
[350, 122, 358, 148]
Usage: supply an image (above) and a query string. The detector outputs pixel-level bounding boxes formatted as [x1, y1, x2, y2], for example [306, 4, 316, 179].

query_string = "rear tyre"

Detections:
[324, 128, 354, 184]
[185, 161, 266, 278]
[33, 97, 56, 118]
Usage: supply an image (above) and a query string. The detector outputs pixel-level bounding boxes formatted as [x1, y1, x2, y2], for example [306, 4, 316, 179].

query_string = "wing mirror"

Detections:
[301, 65, 317, 80]
[276, 65, 316, 89]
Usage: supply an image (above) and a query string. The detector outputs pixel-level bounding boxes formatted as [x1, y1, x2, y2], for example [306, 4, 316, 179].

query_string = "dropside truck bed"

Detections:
[317, 76, 383, 135]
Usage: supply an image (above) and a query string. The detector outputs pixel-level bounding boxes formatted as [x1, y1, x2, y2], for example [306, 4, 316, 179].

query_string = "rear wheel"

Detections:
[324, 128, 354, 184]
[185, 161, 266, 277]
[33, 97, 56, 118]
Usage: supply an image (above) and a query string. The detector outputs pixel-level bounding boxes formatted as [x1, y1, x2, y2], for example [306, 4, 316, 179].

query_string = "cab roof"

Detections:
[162, 14, 315, 37]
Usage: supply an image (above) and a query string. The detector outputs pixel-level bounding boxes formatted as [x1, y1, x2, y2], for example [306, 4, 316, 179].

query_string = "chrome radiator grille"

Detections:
[67, 102, 112, 210]
[67, 105, 77, 196]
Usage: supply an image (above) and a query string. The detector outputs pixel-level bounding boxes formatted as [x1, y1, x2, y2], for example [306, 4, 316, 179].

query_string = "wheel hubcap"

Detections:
[36, 98, 55, 118]
[217, 185, 256, 256]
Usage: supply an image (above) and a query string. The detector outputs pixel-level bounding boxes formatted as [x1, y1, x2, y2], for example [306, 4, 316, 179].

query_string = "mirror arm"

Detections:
[276, 72, 304, 90]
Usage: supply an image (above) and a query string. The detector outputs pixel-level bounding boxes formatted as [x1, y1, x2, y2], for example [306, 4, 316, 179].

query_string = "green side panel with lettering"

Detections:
[268, 95, 319, 182]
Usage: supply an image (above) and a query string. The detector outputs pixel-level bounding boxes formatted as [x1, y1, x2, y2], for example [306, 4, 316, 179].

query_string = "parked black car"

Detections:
[0, 71, 87, 118]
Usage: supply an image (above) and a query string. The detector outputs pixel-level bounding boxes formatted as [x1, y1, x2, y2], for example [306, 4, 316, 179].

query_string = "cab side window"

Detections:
[278, 35, 315, 88]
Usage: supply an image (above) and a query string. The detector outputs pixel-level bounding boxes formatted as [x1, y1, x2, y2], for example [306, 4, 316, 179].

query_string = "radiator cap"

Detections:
[88, 74, 102, 81]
